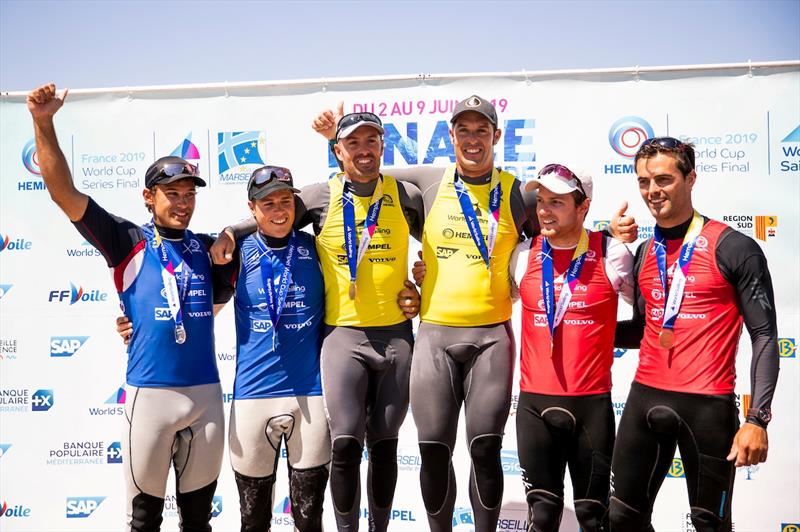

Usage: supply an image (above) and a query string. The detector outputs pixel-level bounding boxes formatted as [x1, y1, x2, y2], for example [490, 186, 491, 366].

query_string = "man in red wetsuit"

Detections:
[510, 164, 634, 532]
[610, 138, 779, 532]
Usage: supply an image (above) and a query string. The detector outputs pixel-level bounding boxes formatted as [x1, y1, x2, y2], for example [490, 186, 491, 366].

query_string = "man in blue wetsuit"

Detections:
[28, 83, 228, 532]
[218, 166, 330, 531]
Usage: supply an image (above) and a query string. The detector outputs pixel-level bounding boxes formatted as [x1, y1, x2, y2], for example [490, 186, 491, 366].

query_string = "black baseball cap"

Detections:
[450, 95, 498, 128]
[144, 156, 206, 188]
[247, 165, 299, 201]
[335, 112, 385, 141]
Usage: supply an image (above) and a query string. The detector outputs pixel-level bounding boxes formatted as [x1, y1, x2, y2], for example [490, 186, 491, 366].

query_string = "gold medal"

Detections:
[348, 280, 357, 300]
[659, 328, 675, 349]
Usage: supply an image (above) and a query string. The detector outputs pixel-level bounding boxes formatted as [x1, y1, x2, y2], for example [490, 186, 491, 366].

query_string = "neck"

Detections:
[259, 231, 291, 249]
[657, 213, 696, 240]
[346, 172, 380, 184]
[546, 226, 584, 248]
[153, 223, 185, 240]
[455, 167, 493, 184]
[343, 174, 380, 197]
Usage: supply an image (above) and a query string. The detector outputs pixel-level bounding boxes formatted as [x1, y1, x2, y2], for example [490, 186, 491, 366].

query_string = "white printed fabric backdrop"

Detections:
[0, 67, 798, 531]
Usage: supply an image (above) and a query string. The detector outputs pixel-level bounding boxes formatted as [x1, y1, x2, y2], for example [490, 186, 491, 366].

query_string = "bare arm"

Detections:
[27, 83, 89, 221]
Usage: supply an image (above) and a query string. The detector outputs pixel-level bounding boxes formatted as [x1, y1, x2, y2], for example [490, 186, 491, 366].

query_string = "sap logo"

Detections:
[252, 319, 272, 332]
[66, 496, 105, 518]
[778, 338, 797, 359]
[613, 348, 628, 358]
[106, 442, 122, 464]
[0, 444, 11, 458]
[436, 246, 458, 259]
[0, 234, 32, 252]
[154, 307, 172, 321]
[48, 283, 108, 304]
[1, 501, 31, 518]
[336, 254, 348, 265]
[0, 284, 13, 299]
[650, 307, 664, 321]
[500, 450, 522, 475]
[211, 495, 223, 517]
[50, 336, 89, 357]
[781, 524, 800, 532]
[31, 389, 54, 411]
[666, 458, 685, 478]
[452, 506, 475, 527]
[533, 314, 548, 327]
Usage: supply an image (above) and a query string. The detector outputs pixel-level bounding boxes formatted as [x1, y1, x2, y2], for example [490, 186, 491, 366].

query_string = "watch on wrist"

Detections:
[746, 407, 771, 428]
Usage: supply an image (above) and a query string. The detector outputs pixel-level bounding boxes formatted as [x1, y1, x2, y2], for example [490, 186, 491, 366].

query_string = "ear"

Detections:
[142, 187, 155, 208]
[578, 198, 591, 221]
[449, 127, 456, 144]
[247, 200, 256, 216]
[333, 143, 344, 163]
[492, 128, 502, 145]
[685, 169, 697, 190]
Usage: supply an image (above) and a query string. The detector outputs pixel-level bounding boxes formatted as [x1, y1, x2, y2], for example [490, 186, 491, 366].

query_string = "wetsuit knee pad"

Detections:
[331, 436, 363, 514]
[368, 438, 398, 508]
[289, 465, 329, 532]
[526, 489, 563, 532]
[645, 405, 681, 435]
[574, 499, 607, 532]
[176, 480, 216, 532]
[541, 407, 576, 435]
[419, 442, 452, 513]
[608, 497, 651, 532]
[469, 434, 503, 509]
[130, 492, 165, 532]
[235, 471, 275, 532]
[690, 506, 727, 532]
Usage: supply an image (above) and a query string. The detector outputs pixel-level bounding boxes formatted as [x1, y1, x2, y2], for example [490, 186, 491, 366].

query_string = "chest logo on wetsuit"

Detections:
[436, 246, 458, 259]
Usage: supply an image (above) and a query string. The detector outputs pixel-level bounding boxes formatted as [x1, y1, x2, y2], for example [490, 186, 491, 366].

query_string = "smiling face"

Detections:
[334, 125, 383, 183]
[249, 188, 295, 238]
[636, 152, 696, 228]
[536, 186, 590, 246]
[450, 112, 501, 177]
[143, 178, 197, 230]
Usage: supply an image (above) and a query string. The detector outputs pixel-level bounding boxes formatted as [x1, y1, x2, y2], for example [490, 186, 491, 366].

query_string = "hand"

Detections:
[311, 101, 344, 141]
[210, 229, 236, 265]
[609, 201, 638, 244]
[397, 280, 421, 319]
[27, 83, 69, 123]
[116, 315, 133, 346]
[412, 250, 426, 287]
[727, 422, 768, 467]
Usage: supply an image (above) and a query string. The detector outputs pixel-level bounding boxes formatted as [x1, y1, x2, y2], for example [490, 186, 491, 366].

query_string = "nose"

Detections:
[647, 180, 660, 197]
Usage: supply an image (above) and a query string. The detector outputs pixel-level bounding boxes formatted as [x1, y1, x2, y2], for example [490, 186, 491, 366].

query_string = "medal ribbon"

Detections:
[342, 176, 383, 288]
[541, 229, 590, 338]
[654, 211, 704, 332]
[149, 222, 192, 343]
[253, 231, 297, 332]
[453, 168, 502, 269]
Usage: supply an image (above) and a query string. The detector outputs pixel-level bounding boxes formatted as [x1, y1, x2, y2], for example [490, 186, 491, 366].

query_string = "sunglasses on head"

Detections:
[149, 161, 198, 183]
[538, 164, 586, 197]
[638, 137, 696, 168]
[337, 112, 383, 131]
[249, 166, 292, 188]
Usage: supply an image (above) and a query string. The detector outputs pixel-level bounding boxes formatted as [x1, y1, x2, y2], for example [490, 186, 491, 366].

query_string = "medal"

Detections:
[349, 280, 357, 300]
[342, 176, 383, 301]
[175, 323, 187, 344]
[452, 167, 502, 272]
[659, 328, 675, 349]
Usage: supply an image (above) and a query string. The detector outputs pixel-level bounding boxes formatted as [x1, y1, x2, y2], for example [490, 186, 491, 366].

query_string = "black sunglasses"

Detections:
[638, 137, 696, 168]
[249, 166, 293, 189]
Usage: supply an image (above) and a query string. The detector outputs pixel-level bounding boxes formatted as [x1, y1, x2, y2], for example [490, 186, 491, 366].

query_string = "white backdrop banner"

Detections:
[1, 65, 799, 532]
